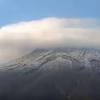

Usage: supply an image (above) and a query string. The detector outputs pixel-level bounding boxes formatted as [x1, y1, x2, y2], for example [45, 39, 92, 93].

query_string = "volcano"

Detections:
[0, 48, 100, 100]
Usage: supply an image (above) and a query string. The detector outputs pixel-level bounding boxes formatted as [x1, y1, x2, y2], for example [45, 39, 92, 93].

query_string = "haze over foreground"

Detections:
[0, 48, 100, 100]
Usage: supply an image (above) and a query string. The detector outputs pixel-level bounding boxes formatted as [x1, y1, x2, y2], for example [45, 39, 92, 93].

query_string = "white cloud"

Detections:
[0, 17, 100, 64]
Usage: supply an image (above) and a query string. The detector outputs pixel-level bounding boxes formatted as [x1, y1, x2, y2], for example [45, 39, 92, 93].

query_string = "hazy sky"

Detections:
[0, 0, 100, 64]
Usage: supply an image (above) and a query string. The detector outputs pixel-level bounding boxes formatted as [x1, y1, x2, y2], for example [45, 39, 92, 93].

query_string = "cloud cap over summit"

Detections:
[0, 17, 100, 64]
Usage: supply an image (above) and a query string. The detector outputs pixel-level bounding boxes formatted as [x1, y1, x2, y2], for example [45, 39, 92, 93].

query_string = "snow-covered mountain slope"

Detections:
[1, 48, 100, 72]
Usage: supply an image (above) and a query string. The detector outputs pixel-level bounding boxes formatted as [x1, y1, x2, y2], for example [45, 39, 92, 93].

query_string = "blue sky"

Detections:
[0, 0, 100, 26]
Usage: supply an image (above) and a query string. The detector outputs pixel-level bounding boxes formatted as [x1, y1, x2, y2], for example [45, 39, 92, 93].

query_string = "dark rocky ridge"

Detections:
[0, 48, 100, 100]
